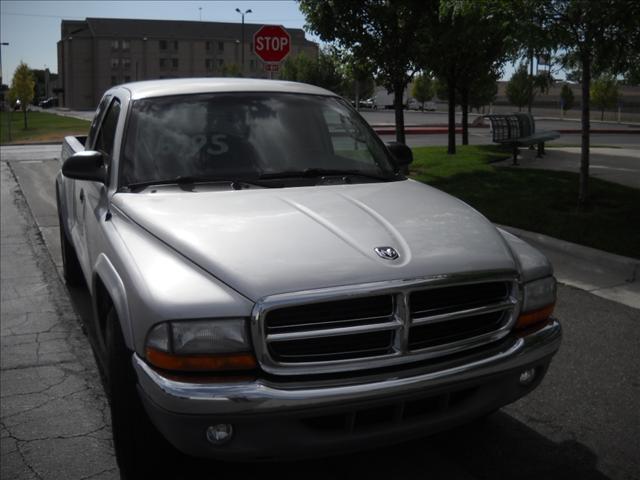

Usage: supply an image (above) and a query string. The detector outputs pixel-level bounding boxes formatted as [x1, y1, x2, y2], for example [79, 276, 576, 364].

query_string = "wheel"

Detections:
[56, 194, 84, 286]
[106, 308, 177, 479]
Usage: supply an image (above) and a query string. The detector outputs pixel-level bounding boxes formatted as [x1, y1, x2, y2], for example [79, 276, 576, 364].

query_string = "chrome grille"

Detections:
[253, 274, 519, 376]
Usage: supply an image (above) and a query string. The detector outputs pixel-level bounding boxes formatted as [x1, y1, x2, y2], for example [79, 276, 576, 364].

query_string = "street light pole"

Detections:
[235, 8, 252, 76]
[1, 43, 10, 141]
[0, 42, 9, 87]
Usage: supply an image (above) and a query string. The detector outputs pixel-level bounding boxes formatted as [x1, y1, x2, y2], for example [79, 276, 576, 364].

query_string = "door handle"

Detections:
[79, 189, 85, 203]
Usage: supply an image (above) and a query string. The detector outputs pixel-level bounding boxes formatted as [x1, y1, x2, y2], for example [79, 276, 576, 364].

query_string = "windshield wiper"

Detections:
[121, 176, 271, 192]
[259, 168, 392, 181]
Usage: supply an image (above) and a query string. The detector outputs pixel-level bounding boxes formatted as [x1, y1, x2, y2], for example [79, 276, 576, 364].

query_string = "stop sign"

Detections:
[253, 25, 291, 63]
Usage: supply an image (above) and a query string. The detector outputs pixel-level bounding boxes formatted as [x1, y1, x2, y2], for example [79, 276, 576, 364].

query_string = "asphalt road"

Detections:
[2, 146, 639, 480]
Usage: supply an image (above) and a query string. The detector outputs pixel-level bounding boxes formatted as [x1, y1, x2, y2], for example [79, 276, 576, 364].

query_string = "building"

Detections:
[57, 18, 319, 110]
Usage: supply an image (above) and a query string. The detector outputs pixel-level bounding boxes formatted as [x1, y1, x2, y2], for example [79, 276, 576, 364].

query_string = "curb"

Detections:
[1, 141, 63, 146]
[371, 126, 640, 135]
[499, 224, 639, 309]
[557, 129, 640, 134]
[498, 224, 640, 281]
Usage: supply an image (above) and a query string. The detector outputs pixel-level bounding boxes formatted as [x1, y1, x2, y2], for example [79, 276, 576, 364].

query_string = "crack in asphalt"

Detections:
[1, 162, 118, 479]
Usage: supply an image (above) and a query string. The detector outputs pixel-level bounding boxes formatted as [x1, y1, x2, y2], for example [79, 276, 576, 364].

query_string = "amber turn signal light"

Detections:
[146, 347, 257, 372]
[515, 303, 555, 330]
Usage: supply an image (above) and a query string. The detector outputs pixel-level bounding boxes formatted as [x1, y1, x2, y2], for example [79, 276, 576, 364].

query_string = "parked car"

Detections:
[39, 97, 58, 108]
[57, 78, 561, 477]
[358, 97, 377, 109]
[407, 98, 436, 111]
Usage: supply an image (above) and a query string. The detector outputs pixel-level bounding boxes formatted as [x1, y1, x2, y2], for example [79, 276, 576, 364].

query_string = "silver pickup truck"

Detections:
[56, 79, 561, 478]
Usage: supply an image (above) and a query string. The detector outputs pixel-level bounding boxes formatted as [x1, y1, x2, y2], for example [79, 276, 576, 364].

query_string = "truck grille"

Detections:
[256, 276, 518, 375]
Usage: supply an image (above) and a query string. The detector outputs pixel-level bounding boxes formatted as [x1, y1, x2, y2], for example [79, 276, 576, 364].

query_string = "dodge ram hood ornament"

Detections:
[374, 246, 399, 260]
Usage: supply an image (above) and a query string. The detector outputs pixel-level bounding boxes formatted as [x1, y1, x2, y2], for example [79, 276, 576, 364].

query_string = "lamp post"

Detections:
[0, 42, 9, 87]
[235, 8, 252, 76]
[1, 43, 10, 141]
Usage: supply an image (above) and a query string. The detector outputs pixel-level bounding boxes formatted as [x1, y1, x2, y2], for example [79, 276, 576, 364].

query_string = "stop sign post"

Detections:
[253, 25, 291, 75]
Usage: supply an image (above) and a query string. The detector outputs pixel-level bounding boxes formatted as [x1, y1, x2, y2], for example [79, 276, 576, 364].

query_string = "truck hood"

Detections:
[112, 180, 517, 300]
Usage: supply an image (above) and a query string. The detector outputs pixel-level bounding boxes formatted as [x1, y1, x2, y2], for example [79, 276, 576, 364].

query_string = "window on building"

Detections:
[206, 41, 211, 51]
[217, 58, 224, 67]
[111, 40, 119, 50]
[122, 59, 131, 70]
[111, 76, 118, 86]
[172, 58, 179, 70]
[160, 40, 167, 50]
[122, 40, 130, 51]
[218, 41, 224, 52]
[159, 58, 167, 69]
[173, 40, 179, 50]
[205, 59, 214, 71]
[124, 75, 131, 83]
[110, 58, 119, 69]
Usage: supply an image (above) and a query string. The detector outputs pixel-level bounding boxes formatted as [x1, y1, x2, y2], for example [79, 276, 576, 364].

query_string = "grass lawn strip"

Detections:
[410, 145, 640, 259]
[0, 111, 90, 144]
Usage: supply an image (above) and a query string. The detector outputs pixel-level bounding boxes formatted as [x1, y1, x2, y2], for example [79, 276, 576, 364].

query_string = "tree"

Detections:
[560, 83, 574, 111]
[506, 63, 553, 111]
[338, 51, 375, 108]
[424, 1, 517, 152]
[506, 65, 531, 111]
[280, 50, 345, 94]
[590, 76, 620, 120]
[468, 71, 499, 111]
[411, 74, 433, 110]
[539, 0, 640, 206]
[8, 62, 35, 129]
[299, 0, 435, 144]
[221, 63, 241, 77]
[435, 70, 499, 141]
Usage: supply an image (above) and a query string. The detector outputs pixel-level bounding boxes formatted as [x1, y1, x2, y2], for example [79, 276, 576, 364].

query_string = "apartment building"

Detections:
[58, 17, 318, 109]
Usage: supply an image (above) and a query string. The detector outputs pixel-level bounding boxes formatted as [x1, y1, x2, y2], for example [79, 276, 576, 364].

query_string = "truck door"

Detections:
[68, 95, 111, 270]
[76, 97, 121, 276]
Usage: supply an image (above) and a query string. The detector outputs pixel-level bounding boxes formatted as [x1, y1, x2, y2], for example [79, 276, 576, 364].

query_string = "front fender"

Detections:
[93, 254, 133, 349]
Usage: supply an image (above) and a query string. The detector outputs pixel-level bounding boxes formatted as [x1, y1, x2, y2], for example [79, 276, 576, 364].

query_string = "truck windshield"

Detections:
[120, 92, 397, 187]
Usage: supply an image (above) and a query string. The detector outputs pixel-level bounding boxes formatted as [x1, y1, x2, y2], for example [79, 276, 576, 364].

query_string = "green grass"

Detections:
[410, 145, 640, 258]
[0, 111, 90, 144]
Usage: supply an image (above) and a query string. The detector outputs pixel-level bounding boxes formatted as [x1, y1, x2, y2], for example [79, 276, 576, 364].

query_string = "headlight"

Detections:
[145, 319, 257, 372]
[515, 276, 556, 330]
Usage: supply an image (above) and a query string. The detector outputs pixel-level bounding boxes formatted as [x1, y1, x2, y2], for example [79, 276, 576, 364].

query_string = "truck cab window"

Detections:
[95, 98, 121, 170]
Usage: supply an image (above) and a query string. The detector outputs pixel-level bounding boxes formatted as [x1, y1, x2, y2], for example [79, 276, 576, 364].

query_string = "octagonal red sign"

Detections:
[253, 25, 291, 63]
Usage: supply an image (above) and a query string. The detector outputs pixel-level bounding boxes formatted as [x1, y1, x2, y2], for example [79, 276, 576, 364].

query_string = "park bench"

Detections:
[485, 113, 560, 165]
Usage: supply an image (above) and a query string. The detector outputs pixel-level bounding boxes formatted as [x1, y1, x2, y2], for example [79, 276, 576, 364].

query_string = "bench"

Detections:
[485, 113, 560, 165]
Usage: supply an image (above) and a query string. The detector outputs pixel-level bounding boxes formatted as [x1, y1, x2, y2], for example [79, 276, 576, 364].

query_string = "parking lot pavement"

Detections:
[0, 162, 119, 480]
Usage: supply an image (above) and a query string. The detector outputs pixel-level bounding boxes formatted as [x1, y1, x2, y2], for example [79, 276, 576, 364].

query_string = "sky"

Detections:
[0, 0, 520, 84]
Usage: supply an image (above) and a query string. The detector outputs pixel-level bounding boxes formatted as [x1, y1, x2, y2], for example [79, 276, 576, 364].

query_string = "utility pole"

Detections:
[235, 8, 252, 76]
[199, 7, 202, 21]
[0, 42, 9, 87]
[1, 42, 10, 141]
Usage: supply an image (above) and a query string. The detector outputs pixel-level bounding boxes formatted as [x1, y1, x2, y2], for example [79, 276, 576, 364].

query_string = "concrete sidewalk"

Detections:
[0, 162, 118, 480]
[500, 225, 640, 310]
[493, 146, 640, 189]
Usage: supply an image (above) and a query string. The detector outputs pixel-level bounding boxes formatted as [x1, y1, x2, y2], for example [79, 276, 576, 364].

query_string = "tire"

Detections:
[106, 308, 176, 479]
[56, 194, 84, 287]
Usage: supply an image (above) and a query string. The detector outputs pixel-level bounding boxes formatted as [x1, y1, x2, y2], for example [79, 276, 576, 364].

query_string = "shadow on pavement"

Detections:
[65, 285, 607, 480]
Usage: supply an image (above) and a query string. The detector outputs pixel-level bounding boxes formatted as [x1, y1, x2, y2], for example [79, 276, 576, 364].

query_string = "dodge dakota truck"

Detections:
[56, 78, 561, 478]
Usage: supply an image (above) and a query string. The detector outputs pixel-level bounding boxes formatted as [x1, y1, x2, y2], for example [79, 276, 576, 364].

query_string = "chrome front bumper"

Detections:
[133, 319, 561, 417]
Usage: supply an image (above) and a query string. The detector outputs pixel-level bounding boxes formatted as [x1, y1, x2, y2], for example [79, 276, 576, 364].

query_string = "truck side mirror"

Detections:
[386, 142, 413, 167]
[62, 151, 106, 183]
